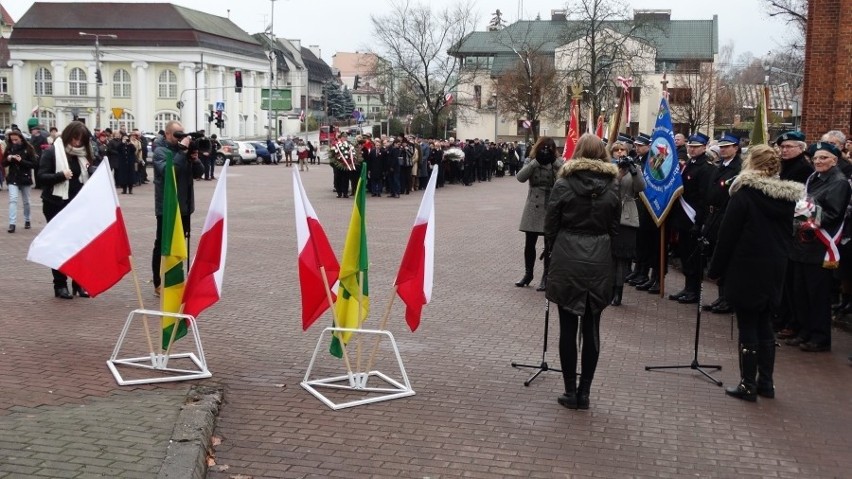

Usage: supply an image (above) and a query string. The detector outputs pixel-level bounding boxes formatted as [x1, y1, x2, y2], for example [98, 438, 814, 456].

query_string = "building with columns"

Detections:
[0, 4, 14, 128]
[7, 2, 274, 137]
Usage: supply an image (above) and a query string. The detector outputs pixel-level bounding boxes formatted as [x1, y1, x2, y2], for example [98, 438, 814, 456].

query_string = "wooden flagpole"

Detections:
[606, 87, 626, 151]
[127, 255, 156, 357]
[354, 270, 365, 376]
[364, 285, 398, 374]
[320, 265, 355, 375]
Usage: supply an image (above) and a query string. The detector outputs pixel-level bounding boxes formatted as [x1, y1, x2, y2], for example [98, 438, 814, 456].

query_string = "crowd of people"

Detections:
[526, 127, 852, 411]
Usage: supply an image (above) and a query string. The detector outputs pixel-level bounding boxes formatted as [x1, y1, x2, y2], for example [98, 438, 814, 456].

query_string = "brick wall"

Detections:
[801, 0, 852, 140]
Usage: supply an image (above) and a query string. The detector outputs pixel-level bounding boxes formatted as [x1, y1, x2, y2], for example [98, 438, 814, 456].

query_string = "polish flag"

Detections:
[395, 165, 438, 332]
[182, 161, 230, 318]
[444, 93, 454, 106]
[595, 115, 604, 139]
[293, 168, 340, 330]
[27, 160, 131, 297]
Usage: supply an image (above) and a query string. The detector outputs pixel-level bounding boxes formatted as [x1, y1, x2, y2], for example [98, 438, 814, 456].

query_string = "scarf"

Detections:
[53, 138, 91, 200]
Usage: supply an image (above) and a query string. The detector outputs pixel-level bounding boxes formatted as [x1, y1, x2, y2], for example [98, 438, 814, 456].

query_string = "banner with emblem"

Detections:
[639, 97, 683, 226]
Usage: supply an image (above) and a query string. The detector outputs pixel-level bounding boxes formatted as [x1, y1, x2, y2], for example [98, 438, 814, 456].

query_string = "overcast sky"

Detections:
[7, 0, 791, 64]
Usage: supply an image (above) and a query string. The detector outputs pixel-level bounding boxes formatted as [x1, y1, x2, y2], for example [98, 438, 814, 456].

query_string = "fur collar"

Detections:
[559, 158, 619, 179]
[730, 171, 803, 201]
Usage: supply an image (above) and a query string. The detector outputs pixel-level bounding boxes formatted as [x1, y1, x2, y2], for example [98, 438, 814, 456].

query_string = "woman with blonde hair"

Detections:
[708, 144, 804, 401]
[515, 136, 564, 290]
[545, 133, 620, 410]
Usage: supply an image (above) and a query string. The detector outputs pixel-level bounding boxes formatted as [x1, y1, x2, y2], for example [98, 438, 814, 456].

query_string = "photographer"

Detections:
[609, 141, 645, 306]
[115, 132, 138, 195]
[151, 121, 204, 297]
[2, 130, 37, 233]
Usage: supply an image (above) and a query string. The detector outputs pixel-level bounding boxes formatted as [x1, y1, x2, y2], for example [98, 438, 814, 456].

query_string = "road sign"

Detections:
[261, 89, 292, 111]
[215, 101, 225, 112]
[522, 120, 531, 129]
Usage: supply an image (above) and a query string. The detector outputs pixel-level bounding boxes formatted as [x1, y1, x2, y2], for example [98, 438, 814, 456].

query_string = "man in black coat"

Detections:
[773, 131, 814, 337]
[630, 133, 663, 291]
[701, 133, 743, 314]
[667, 132, 715, 304]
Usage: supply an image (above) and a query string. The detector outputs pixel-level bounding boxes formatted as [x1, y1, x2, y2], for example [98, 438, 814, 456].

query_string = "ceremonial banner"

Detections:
[639, 98, 683, 225]
[562, 99, 579, 160]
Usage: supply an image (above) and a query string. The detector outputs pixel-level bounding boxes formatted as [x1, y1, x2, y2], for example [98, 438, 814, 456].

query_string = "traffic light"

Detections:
[208, 109, 214, 124]
[234, 71, 243, 93]
[96, 69, 103, 84]
[215, 110, 223, 128]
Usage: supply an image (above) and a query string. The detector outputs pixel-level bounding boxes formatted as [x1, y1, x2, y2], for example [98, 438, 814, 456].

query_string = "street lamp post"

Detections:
[492, 92, 498, 142]
[79, 32, 117, 129]
[267, 0, 276, 142]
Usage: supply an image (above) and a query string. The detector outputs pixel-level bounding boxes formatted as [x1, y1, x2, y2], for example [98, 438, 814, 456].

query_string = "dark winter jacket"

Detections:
[544, 158, 620, 317]
[37, 145, 96, 207]
[668, 153, 714, 231]
[790, 166, 852, 264]
[707, 172, 802, 312]
[114, 140, 138, 187]
[780, 153, 813, 184]
[1, 142, 37, 186]
[153, 140, 204, 216]
[702, 155, 742, 241]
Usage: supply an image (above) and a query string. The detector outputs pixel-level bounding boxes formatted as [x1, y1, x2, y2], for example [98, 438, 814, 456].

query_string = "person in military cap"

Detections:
[701, 132, 743, 314]
[773, 131, 815, 337]
[625, 133, 655, 286]
[667, 131, 714, 304]
[786, 141, 851, 352]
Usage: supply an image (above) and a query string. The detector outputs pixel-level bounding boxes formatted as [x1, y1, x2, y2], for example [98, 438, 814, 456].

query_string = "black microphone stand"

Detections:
[645, 236, 723, 386]
[512, 296, 562, 386]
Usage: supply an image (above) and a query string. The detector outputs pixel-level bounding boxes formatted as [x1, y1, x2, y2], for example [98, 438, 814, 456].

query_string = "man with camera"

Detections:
[151, 120, 204, 297]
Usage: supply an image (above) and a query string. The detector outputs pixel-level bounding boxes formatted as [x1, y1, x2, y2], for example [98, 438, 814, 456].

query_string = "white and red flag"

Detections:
[563, 98, 579, 160]
[182, 161, 230, 318]
[394, 165, 438, 332]
[293, 168, 340, 330]
[444, 93, 454, 107]
[299, 109, 306, 122]
[27, 160, 131, 297]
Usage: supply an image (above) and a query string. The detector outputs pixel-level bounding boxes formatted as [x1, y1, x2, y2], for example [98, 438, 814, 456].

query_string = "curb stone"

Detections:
[158, 384, 224, 479]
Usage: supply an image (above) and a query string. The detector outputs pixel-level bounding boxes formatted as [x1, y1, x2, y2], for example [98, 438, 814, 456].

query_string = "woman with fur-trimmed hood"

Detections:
[544, 133, 620, 411]
[707, 144, 804, 402]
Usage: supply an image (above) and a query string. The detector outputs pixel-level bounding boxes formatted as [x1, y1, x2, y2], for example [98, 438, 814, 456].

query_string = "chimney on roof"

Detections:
[634, 9, 671, 22]
[308, 45, 321, 60]
[289, 39, 301, 51]
[551, 9, 567, 21]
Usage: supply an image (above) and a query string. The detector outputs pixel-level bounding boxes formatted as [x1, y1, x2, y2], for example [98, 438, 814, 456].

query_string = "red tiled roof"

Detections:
[0, 4, 14, 27]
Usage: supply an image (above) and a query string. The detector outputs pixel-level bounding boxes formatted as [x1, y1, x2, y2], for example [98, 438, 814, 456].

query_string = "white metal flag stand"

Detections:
[106, 309, 212, 385]
[301, 327, 415, 410]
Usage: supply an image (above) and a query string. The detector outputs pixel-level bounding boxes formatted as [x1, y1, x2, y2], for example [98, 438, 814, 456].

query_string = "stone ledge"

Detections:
[157, 384, 224, 479]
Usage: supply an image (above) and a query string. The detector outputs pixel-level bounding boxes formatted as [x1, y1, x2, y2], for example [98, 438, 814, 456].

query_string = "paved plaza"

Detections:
[1, 162, 851, 478]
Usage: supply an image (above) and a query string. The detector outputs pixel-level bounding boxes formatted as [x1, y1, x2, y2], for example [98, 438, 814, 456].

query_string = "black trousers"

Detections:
[734, 307, 775, 344]
[152, 214, 191, 288]
[790, 260, 833, 346]
[558, 302, 601, 389]
[675, 227, 701, 291]
[43, 200, 79, 288]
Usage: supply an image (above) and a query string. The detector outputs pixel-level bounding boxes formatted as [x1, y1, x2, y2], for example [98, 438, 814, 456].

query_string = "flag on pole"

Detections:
[395, 166, 438, 332]
[299, 109, 305, 122]
[330, 163, 369, 357]
[444, 93, 454, 107]
[594, 115, 604, 139]
[160, 152, 188, 349]
[27, 160, 131, 297]
[182, 162, 229, 319]
[563, 98, 579, 160]
[293, 168, 340, 330]
[639, 97, 683, 226]
[587, 105, 594, 135]
[751, 85, 769, 146]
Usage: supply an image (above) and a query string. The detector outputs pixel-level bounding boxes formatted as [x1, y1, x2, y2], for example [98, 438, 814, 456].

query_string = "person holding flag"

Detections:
[35, 121, 97, 298]
[151, 121, 204, 297]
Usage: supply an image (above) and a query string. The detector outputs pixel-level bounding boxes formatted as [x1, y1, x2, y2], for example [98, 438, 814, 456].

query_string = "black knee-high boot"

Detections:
[756, 340, 775, 398]
[726, 343, 758, 402]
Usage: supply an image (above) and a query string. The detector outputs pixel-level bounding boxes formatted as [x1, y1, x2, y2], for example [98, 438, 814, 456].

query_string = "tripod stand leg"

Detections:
[511, 298, 562, 386]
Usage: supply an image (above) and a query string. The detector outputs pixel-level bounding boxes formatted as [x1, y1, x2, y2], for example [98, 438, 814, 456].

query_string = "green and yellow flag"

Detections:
[330, 164, 369, 358]
[751, 85, 769, 146]
[161, 152, 188, 350]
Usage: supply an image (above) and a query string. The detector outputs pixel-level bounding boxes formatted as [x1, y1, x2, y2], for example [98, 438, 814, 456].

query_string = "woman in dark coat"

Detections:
[114, 133, 138, 194]
[545, 133, 620, 410]
[707, 145, 803, 401]
[37, 121, 97, 299]
[515, 136, 564, 290]
[609, 141, 646, 305]
[2, 130, 37, 232]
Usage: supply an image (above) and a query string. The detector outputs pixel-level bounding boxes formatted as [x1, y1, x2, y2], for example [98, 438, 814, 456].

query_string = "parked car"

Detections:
[250, 141, 272, 164]
[215, 138, 239, 165]
[234, 141, 258, 164]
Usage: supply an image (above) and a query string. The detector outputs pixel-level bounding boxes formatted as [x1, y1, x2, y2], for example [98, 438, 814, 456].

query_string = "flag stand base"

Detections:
[106, 309, 212, 386]
[301, 327, 415, 410]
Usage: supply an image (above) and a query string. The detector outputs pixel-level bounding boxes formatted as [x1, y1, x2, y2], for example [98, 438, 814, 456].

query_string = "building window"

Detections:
[371, 106, 380, 113]
[109, 111, 135, 132]
[474, 85, 482, 109]
[668, 87, 692, 105]
[154, 112, 180, 132]
[113, 69, 131, 97]
[0, 112, 10, 127]
[68, 68, 88, 96]
[36, 109, 57, 129]
[158, 70, 178, 99]
[0, 77, 7, 94]
[34, 67, 53, 96]
[202, 70, 209, 101]
[357, 96, 362, 102]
